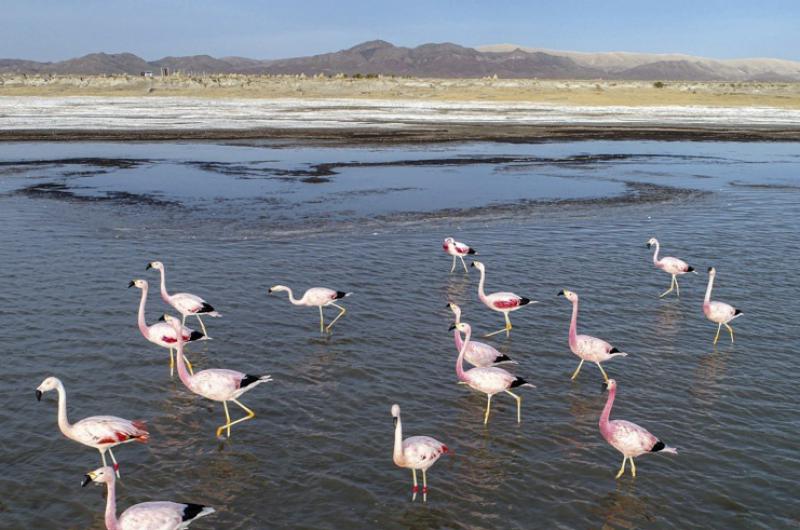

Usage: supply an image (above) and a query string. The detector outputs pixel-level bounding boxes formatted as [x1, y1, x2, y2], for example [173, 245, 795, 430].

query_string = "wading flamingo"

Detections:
[146, 261, 220, 337]
[166, 315, 272, 439]
[129, 279, 204, 377]
[391, 404, 449, 503]
[451, 322, 534, 424]
[600, 379, 677, 478]
[471, 260, 535, 338]
[704, 267, 743, 344]
[268, 285, 351, 334]
[447, 302, 516, 367]
[36, 377, 148, 477]
[443, 237, 476, 273]
[558, 290, 627, 382]
[82, 466, 215, 530]
[647, 238, 696, 298]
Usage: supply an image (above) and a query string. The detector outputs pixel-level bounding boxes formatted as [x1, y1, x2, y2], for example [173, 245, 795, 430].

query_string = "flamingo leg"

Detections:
[100, 450, 108, 469]
[484, 314, 512, 338]
[185, 356, 194, 376]
[505, 389, 522, 423]
[484, 326, 508, 338]
[675, 276, 680, 297]
[724, 323, 735, 343]
[422, 469, 428, 502]
[412, 469, 418, 501]
[215, 400, 233, 439]
[325, 302, 347, 333]
[319, 306, 325, 334]
[459, 255, 468, 273]
[596, 362, 609, 383]
[108, 448, 120, 478]
[630, 457, 637, 477]
[713, 323, 722, 344]
[181, 314, 187, 327]
[450, 255, 456, 273]
[570, 359, 584, 380]
[169, 347, 175, 378]
[659, 275, 675, 298]
[483, 394, 493, 425]
[615, 456, 627, 479]
[196, 315, 209, 337]
[504, 312, 512, 337]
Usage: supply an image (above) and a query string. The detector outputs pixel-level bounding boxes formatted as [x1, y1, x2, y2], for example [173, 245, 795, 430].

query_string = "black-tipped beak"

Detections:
[470, 261, 475, 267]
[145, 263, 153, 270]
[157, 314, 166, 322]
[601, 382, 608, 392]
[127, 281, 135, 288]
[445, 303, 450, 309]
[646, 243, 651, 249]
[448, 324, 456, 331]
[267, 288, 273, 294]
[81, 475, 92, 487]
[35, 390, 42, 401]
[557, 290, 564, 296]
[707, 267, 713, 272]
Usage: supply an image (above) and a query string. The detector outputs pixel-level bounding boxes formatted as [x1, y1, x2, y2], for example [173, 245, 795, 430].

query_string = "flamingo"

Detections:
[166, 315, 272, 439]
[558, 289, 627, 382]
[450, 322, 534, 424]
[391, 404, 449, 503]
[647, 237, 696, 298]
[35, 377, 148, 477]
[146, 261, 220, 337]
[704, 267, 743, 344]
[447, 302, 516, 367]
[82, 466, 215, 530]
[471, 260, 535, 338]
[129, 279, 205, 377]
[268, 285, 351, 334]
[600, 379, 677, 478]
[443, 237, 476, 273]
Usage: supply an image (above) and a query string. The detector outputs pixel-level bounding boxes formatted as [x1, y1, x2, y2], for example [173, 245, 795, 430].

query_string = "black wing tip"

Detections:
[467, 248, 476, 255]
[519, 297, 531, 306]
[335, 291, 348, 299]
[510, 377, 529, 388]
[182, 503, 209, 522]
[650, 440, 666, 453]
[734, 308, 743, 315]
[189, 331, 204, 341]
[240, 374, 260, 388]
[199, 302, 216, 313]
[494, 354, 512, 363]
[609, 347, 620, 354]
[687, 266, 695, 272]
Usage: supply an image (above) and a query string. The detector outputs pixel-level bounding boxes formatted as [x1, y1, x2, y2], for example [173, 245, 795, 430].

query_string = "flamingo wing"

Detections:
[575, 335, 613, 358]
[189, 369, 244, 400]
[465, 366, 516, 393]
[608, 419, 658, 456]
[118, 501, 187, 529]
[72, 416, 148, 446]
[465, 340, 508, 367]
[487, 292, 527, 309]
[660, 256, 691, 274]
[402, 436, 448, 469]
[707, 301, 737, 323]
[453, 242, 470, 255]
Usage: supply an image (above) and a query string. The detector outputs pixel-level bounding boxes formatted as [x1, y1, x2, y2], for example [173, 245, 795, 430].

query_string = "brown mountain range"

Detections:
[2, 40, 799, 81]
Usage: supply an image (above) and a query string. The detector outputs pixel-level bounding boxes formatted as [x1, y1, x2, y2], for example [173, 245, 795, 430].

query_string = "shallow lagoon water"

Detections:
[0, 140, 798, 529]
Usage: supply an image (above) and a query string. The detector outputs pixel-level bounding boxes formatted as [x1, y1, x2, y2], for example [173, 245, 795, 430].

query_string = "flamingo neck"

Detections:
[103, 476, 120, 530]
[477, 268, 487, 303]
[54, 381, 72, 437]
[599, 386, 616, 434]
[453, 329, 464, 351]
[704, 274, 714, 304]
[174, 336, 193, 390]
[284, 288, 303, 305]
[136, 285, 149, 338]
[456, 327, 470, 382]
[568, 298, 579, 347]
[393, 416, 404, 466]
[651, 241, 661, 265]
[157, 267, 171, 304]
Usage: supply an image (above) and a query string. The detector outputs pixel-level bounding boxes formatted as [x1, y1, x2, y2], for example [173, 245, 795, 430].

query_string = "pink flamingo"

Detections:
[704, 267, 743, 344]
[268, 285, 351, 334]
[471, 260, 535, 337]
[558, 289, 627, 382]
[166, 315, 272, 439]
[82, 465, 215, 529]
[451, 322, 534, 424]
[600, 379, 677, 478]
[647, 237, 696, 297]
[443, 237, 476, 273]
[391, 404, 449, 503]
[129, 279, 205, 377]
[447, 302, 516, 367]
[146, 261, 220, 337]
[36, 377, 148, 477]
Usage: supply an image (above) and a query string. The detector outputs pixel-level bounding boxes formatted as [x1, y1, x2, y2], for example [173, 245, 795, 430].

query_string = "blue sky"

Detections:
[5, 0, 799, 61]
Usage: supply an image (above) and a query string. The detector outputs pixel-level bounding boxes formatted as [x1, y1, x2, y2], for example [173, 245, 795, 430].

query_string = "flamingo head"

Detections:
[82, 466, 115, 487]
[443, 237, 455, 245]
[558, 289, 578, 302]
[159, 313, 181, 327]
[128, 279, 147, 289]
[470, 260, 484, 271]
[391, 404, 401, 426]
[36, 376, 60, 401]
[449, 321, 471, 334]
[268, 285, 289, 295]
[601, 379, 617, 392]
[446, 302, 461, 321]
[646, 237, 658, 249]
[145, 261, 164, 271]
[708, 267, 716, 276]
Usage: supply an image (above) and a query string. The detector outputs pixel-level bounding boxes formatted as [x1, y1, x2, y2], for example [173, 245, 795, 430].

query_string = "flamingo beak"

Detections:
[268, 288, 273, 294]
[127, 281, 135, 288]
[601, 382, 608, 392]
[81, 474, 93, 487]
[145, 263, 153, 270]
[470, 262, 476, 267]
[35, 390, 42, 401]
[158, 314, 166, 322]
[646, 243, 651, 249]
[448, 324, 456, 331]
[557, 290, 564, 296]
